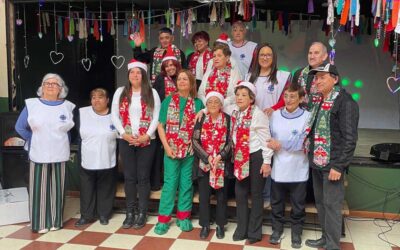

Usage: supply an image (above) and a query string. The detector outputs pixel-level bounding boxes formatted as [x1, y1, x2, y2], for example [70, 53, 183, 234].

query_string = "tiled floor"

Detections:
[0, 197, 399, 250]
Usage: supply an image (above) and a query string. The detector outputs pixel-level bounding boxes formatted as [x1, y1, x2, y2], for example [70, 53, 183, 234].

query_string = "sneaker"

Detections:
[291, 232, 302, 249]
[38, 228, 49, 234]
[269, 230, 284, 244]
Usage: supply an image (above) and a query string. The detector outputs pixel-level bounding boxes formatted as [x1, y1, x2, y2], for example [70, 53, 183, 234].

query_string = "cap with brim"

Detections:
[309, 63, 339, 76]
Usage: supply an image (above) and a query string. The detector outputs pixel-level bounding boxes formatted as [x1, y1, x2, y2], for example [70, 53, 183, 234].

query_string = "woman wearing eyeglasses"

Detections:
[15, 73, 75, 233]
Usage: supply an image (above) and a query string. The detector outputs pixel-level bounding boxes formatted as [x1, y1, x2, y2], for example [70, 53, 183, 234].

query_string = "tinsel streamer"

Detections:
[308, 0, 314, 13]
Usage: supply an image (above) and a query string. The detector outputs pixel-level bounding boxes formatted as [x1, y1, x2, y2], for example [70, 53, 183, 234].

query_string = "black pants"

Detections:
[234, 150, 266, 240]
[198, 172, 227, 228]
[312, 168, 344, 250]
[150, 137, 163, 190]
[79, 166, 116, 220]
[271, 180, 307, 234]
[119, 139, 156, 212]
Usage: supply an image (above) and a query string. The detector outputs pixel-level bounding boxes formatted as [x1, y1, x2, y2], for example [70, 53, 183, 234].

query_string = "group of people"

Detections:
[15, 21, 359, 250]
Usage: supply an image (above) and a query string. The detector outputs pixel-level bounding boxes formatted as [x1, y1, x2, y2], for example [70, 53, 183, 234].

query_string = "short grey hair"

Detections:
[310, 42, 328, 55]
[36, 73, 69, 99]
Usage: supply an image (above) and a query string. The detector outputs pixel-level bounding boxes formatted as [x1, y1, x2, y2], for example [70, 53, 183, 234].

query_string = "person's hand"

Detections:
[122, 133, 136, 145]
[133, 32, 144, 47]
[137, 134, 150, 144]
[264, 108, 274, 117]
[328, 168, 342, 181]
[267, 138, 281, 151]
[260, 163, 272, 177]
[165, 145, 176, 159]
[195, 110, 205, 123]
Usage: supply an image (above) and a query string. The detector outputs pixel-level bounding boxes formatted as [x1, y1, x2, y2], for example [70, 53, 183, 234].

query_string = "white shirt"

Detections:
[246, 71, 290, 110]
[231, 105, 273, 164]
[111, 87, 161, 139]
[79, 106, 117, 170]
[270, 108, 310, 182]
[26, 98, 75, 163]
[229, 41, 257, 79]
[195, 53, 204, 81]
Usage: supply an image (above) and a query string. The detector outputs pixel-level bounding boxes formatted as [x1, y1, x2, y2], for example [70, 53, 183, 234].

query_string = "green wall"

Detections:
[0, 97, 8, 112]
[345, 166, 400, 214]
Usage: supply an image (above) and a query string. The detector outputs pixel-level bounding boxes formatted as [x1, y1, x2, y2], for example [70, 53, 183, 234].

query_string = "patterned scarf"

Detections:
[305, 85, 340, 167]
[166, 94, 196, 158]
[231, 105, 255, 181]
[206, 66, 231, 97]
[151, 45, 182, 83]
[199, 112, 227, 189]
[298, 66, 317, 106]
[119, 91, 153, 147]
[164, 76, 177, 97]
[188, 48, 213, 76]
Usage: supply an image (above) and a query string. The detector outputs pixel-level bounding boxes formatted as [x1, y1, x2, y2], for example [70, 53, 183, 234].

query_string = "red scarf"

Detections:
[199, 112, 227, 189]
[119, 91, 153, 147]
[231, 105, 254, 181]
[164, 76, 177, 97]
[166, 94, 196, 158]
[188, 48, 213, 76]
[152, 45, 181, 83]
[206, 66, 231, 97]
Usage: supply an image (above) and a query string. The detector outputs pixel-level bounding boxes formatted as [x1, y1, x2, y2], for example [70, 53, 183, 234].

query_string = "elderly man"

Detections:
[305, 63, 359, 250]
[292, 42, 328, 107]
[228, 21, 257, 79]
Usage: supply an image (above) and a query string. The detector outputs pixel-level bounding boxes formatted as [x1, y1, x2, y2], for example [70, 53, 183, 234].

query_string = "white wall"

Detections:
[0, 0, 9, 98]
[117, 21, 400, 130]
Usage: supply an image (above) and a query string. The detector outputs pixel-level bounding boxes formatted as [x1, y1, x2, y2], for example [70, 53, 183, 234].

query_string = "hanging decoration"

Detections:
[22, 4, 29, 68]
[386, 33, 400, 93]
[49, 3, 64, 65]
[110, 0, 125, 69]
[37, 1, 43, 38]
[67, 1, 74, 42]
[81, 0, 92, 71]
[16, 5, 23, 26]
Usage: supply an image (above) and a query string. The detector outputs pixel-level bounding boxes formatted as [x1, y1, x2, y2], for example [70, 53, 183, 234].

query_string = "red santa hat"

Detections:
[127, 59, 147, 72]
[216, 33, 230, 44]
[162, 45, 178, 63]
[235, 81, 257, 96]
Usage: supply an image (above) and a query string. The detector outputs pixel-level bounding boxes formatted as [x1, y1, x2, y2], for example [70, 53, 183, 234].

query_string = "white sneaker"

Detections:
[38, 228, 49, 234]
[264, 201, 271, 208]
[50, 227, 60, 231]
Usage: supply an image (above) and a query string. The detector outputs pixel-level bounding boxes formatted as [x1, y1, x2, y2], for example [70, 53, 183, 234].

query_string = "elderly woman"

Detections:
[15, 73, 75, 233]
[187, 31, 213, 89]
[154, 69, 204, 235]
[198, 43, 241, 112]
[74, 88, 117, 227]
[111, 59, 161, 229]
[192, 91, 231, 240]
[231, 82, 273, 244]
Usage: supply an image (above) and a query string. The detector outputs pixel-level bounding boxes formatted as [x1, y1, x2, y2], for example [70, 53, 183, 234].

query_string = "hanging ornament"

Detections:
[22, 4, 29, 68]
[111, 0, 125, 69]
[308, 0, 314, 14]
[386, 33, 400, 93]
[210, 2, 217, 25]
[81, 0, 92, 71]
[171, 9, 175, 33]
[16, 5, 23, 26]
[375, 19, 382, 47]
[37, 2, 42, 38]
[67, 2, 74, 42]
[99, 1, 103, 42]
[49, 3, 64, 65]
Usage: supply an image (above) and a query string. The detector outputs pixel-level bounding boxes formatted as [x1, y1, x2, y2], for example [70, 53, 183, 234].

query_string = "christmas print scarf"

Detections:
[206, 66, 231, 97]
[199, 112, 227, 189]
[164, 76, 177, 97]
[166, 94, 196, 158]
[151, 44, 181, 83]
[188, 48, 213, 76]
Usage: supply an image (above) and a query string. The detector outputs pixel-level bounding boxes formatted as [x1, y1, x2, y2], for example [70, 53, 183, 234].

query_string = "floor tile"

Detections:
[244, 234, 280, 248]
[346, 219, 384, 233]
[96, 247, 126, 250]
[340, 242, 356, 250]
[353, 243, 392, 250]
[5, 226, 41, 240]
[392, 247, 400, 250]
[243, 246, 278, 250]
[99, 233, 143, 249]
[0, 238, 32, 249]
[57, 243, 97, 249]
[115, 224, 154, 236]
[133, 236, 175, 250]
[146, 215, 158, 225]
[21, 241, 63, 250]
[384, 233, 400, 246]
[0, 225, 24, 237]
[36, 229, 81, 243]
[351, 230, 390, 247]
[68, 231, 111, 246]
[177, 227, 215, 241]
[63, 197, 80, 222]
[84, 219, 122, 233]
[145, 221, 182, 239]
[207, 242, 244, 250]
[170, 239, 209, 250]
[63, 218, 94, 230]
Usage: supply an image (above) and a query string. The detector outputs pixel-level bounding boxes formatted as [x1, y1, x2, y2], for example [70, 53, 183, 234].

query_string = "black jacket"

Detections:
[153, 74, 177, 102]
[308, 87, 359, 173]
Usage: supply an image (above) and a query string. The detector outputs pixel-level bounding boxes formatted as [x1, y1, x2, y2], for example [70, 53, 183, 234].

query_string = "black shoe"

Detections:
[99, 216, 109, 225]
[216, 226, 224, 239]
[74, 218, 92, 227]
[291, 232, 302, 249]
[122, 212, 135, 229]
[232, 233, 247, 241]
[199, 226, 210, 239]
[248, 238, 261, 244]
[133, 213, 147, 229]
[269, 230, 284, 244]
[305, 237, 326, 248]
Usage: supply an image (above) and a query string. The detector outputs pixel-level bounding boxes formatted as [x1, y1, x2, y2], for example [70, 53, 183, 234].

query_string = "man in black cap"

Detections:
[304, 63, 359, 250]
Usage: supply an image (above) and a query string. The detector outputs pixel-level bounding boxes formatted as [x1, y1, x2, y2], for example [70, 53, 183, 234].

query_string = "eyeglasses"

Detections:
[43, 81, 61, 87]
[259, 53, 273, 59]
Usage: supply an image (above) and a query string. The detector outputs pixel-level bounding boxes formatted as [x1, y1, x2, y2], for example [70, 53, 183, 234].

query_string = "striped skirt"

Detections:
[29, 161, 66, 232]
